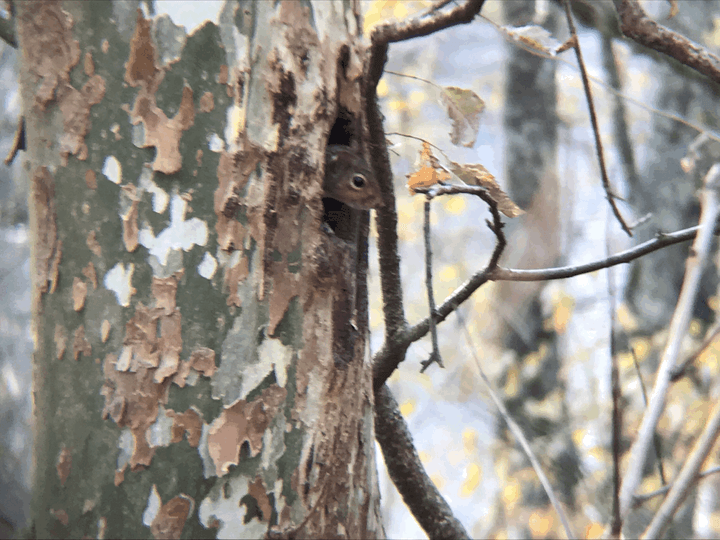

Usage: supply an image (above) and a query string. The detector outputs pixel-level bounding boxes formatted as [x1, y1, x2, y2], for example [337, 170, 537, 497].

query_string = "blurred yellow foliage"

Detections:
[443, 195, 466, 215]
[388, 99, 409, 112]
[400, 399, 415, 417]
[504, 365, 519, 397]
[528, 508, 553, 538]
[551, 291, 575, 334]
[461, 463, 482, 497]
[704, 17, 720, 47]
[630, 337, 650, 362]
[502, 478, 520, 511]
[618, 351, 634, 371]
[377, 78, 389, 97]
[585, 522, 604, 539]
[409, 89, 425, 105]
[439, 264, 458, 282]
[363, 0, 431, 34]
[689, 318, 702, 336]
[463, 428, 478, 454]
[572, 428, 587, 448]
[430, 472, 445, 490]
[616, 303, 639, 332]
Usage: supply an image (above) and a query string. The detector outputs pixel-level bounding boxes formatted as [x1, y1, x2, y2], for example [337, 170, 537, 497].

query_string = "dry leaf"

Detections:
[449, 162, 524, 218]
[441, 86, 485, 148]
[407, 142, 451, 193]
[502, 25, 562, 56]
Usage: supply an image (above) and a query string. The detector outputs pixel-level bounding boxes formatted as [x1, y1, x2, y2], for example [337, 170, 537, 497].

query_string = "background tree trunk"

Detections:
[19, 1, 382, 538]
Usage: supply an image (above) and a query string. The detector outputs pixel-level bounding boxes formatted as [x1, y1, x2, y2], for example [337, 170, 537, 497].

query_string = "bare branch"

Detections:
[564, 0, 632, 236]
[372, 219, 719, 390]
[606, 226, 623, 536]
[642, 401, 720, 538]
[370, 0, 485, 46]
[632, 466, 720, 508]
[670, 322, 720, 381]
[374, 384, 470, 540]
[420, 200, 443, 372]
[613, 0, 720, 86]
[0, 12, 16, 49]
[619, 163, 720, 518]
[373, 186, 506, 390]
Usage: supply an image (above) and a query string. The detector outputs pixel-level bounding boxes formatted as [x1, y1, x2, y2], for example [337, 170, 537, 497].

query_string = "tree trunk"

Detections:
[19, 1, 383, 538]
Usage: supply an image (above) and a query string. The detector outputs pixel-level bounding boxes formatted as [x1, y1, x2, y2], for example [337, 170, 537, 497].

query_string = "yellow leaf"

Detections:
[502, 24, 562, 56]
[449, 161, 524, 217]
[406, 142, 451, 193]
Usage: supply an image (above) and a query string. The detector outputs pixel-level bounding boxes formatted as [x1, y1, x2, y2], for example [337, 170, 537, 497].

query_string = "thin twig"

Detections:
[420, 0, 458, 18]
[670, 322, 720, 382]
[601, 33, 641, 192]
[605, 211, 623, 536]
[370, 0, 485, 46]
[457, 312, 575, 540]
[612, 0, 720, 86]
[641, 400, 720, 538]
[563, 0, 632, 237]
[374, 384, 470, 540]
[373, 187, 506, 390]
[420, 200, 443, 372]
[372, 220, 720, 390]
[4, 115, 24, 166]
[481, 13, 720, 150]
[0, 12, 16, 49]
[632, 465, 720, 507]
[629, 346, 667, 486]
[618, 163, 720, 518]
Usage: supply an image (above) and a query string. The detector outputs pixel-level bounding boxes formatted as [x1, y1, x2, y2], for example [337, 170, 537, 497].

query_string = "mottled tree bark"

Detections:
[20, 1, 382, 538]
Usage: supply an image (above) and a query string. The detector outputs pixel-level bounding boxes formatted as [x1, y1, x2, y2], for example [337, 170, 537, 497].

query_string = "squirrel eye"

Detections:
[351, 174, 366, 189]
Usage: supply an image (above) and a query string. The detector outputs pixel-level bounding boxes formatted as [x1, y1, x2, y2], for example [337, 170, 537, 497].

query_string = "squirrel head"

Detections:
[323, 145, 383, 210]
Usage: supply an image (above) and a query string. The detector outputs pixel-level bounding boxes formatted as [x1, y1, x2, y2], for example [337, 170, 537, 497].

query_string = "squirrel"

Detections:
[323, 145, 383, 210]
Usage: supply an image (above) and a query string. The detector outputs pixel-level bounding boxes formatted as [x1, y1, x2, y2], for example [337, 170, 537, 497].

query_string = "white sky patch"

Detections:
[154, 1, 224, 33]
[138, 169, 170, 213]
[208, 132, 224, 153]
[198, 251, 217, 280]
[2, 364, 20, 398]
[138, 194, 209, 267]
[104, 263, 135, 307]
[102, 155, 122, 184]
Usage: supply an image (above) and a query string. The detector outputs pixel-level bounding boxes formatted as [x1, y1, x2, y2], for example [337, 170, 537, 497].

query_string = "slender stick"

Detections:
[618, 163, 720, 517]
[563, 0, 632, 236]
[421, 200, 443, 372]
